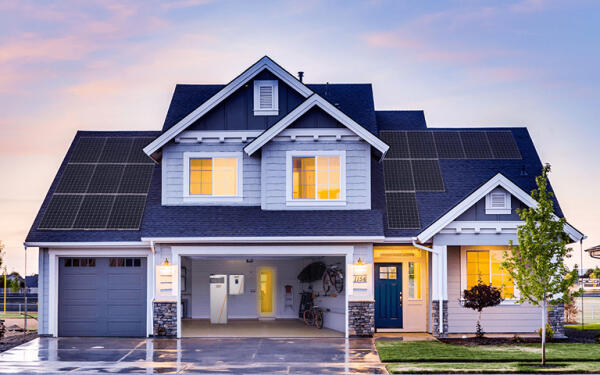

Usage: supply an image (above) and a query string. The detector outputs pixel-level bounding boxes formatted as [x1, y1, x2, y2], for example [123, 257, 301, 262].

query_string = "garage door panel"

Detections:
[59, 257, 147, 337]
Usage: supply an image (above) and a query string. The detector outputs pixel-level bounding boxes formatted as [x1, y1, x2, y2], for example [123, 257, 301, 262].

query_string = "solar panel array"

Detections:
[38, 137, 155, 230]
[379, 130, 521, 229]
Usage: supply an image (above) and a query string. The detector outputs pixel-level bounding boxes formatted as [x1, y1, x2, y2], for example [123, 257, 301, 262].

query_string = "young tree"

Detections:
[502, 165, 579, 365]
[462, 281, 503, 337]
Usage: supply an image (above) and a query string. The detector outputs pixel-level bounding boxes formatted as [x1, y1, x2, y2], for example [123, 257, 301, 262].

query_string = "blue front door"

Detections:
[375, 263, 403, 328]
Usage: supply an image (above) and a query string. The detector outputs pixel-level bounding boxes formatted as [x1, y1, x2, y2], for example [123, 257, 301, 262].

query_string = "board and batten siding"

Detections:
[38, 248, 49, 335]
[260, 140, 371, 210]
[161, 142, 261, 206]
[447, 246, 542, 333]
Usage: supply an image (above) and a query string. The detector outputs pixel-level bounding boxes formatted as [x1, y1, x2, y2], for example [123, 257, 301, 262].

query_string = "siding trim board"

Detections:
[144, 56, 313, 157]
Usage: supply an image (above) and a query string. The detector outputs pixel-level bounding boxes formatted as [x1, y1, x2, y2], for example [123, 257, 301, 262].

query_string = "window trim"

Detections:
[182, 151, 243, 202]
[485, 189, 511, 214]
[285, 150, 346, 206]
[460, 247, 520, 304]
[253, 80, 279, 116]
[407, 261, 422, 301]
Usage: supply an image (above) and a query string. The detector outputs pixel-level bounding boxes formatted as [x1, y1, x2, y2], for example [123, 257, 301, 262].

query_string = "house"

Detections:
[26, 56, 584, 338]
[25, 275, 38, 294]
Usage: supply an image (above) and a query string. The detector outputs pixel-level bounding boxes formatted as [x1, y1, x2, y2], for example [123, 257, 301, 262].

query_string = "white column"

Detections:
[432, 245, 448, 334]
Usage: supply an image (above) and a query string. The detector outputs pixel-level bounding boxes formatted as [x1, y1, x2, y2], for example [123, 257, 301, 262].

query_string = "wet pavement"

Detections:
[0, 337, 387, 374]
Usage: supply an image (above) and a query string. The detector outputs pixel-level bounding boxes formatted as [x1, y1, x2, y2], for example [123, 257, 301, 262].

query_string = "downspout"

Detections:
[412, 239, 443, 334]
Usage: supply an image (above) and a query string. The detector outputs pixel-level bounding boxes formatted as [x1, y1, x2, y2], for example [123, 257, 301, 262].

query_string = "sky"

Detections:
[1, 0, 599, 275]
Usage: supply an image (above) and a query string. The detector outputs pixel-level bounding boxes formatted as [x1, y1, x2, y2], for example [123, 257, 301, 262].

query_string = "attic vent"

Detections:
[485, 190, 511, 214]
[254, 80, 278, 116]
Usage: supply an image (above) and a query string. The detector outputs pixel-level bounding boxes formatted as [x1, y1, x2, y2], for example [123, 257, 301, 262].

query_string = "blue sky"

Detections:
[1, 0, 599, 274]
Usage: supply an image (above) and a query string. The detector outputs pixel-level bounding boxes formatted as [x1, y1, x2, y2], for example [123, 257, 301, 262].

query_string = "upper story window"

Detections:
[485, 189, 511, 214]
[253, 80, 278, 116]
[286, 151, 346, 206]
[183, 152, 243, 202]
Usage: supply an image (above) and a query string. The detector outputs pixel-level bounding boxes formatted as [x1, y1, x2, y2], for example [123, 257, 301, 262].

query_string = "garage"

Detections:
[58, 257, 147, 337]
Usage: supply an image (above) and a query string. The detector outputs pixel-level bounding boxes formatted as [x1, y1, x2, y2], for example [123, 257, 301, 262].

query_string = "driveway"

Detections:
[0, 337, 387, 374]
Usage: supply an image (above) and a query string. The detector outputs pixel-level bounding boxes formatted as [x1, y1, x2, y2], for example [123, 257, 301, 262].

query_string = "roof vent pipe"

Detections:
[298, 71, 304, 82]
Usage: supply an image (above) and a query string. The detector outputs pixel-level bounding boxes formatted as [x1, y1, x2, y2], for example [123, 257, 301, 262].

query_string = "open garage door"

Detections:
[58, 257, 147, 337]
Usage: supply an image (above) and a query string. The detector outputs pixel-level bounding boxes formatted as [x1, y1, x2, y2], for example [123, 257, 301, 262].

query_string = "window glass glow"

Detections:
[408, 261, 421, 299]
[466, 250, 514, 299]
[292, 155, 340, 200]
[189, 157, 237, 196]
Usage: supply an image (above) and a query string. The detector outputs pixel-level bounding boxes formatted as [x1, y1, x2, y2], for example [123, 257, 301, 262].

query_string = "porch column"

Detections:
[431, 245, 448, 337]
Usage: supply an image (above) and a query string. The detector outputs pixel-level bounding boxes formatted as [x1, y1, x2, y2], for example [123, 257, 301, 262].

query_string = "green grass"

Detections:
[0, 312, 38, 319]
[387, 362, 600, 374]
[565, 323, 600, 331]
[376, 341, 600, 362]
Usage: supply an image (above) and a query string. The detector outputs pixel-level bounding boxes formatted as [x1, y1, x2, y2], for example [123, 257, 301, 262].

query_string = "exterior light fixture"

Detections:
[356, 258, 364, 266]
[162, 258, 170, 266]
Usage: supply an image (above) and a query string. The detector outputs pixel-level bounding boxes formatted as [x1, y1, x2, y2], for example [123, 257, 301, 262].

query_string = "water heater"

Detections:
[229, 274, 244, 295]
[209, 274, 228, 324]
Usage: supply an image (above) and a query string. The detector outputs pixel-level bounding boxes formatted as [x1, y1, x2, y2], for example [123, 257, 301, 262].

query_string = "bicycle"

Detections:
[322, 265, 344, 295]
[303, 305, 324, 329]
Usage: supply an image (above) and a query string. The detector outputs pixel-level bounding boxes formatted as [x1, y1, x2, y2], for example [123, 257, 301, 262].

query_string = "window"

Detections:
[485, 189, 511, 214]
[408, 262, 421, 299]
[64, 258, 95, 267]
[465, 250, 514, 299]
[183, 152, 242, 201]
[286, 151, 346, 205]
[379, 266, 397, 280]
[109, 258, 142, 267]
[253, 80, 278, 116]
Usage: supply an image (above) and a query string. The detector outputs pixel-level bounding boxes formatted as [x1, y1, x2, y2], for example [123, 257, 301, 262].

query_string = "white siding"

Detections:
[261, 140, 371, 210]
[38, 248, 49, 335]
[447, 246, 542, 333]
[162, 142, 261, 206]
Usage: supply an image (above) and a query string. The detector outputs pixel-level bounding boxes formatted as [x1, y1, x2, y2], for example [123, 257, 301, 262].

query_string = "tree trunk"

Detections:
[541, 300, 546, 365]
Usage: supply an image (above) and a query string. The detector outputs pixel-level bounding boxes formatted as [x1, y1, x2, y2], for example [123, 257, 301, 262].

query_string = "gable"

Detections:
[454, 187, 526, 221]
[288, 106, 345, 129]
[187, 69, 305, 131]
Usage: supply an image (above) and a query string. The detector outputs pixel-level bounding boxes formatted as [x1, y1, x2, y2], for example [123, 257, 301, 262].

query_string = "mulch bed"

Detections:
[0, 332, 38, 353]
[439, 329, 600, 345]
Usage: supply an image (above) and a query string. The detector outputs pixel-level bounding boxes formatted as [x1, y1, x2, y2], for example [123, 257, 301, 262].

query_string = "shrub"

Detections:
[462, 281, 503, 338]
[536, 323, 554, 341]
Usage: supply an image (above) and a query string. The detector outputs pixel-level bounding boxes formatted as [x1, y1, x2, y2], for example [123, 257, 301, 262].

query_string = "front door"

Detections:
[258, 268, 274, 317]
[375, 263, 403, 328]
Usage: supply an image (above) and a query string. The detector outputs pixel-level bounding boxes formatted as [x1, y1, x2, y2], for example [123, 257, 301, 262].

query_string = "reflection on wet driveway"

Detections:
[0, 337, 387, 374]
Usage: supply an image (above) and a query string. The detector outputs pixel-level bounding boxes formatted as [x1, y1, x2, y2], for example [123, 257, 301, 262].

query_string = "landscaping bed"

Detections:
[0, 332, 38, 353]
[376, 340, 600, 374]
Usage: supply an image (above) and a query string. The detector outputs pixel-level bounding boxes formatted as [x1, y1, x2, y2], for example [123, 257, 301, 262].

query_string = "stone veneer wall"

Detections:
[431, 300, 448, 337]
[348, 301, 374, 337]
[548, 303, 566, 338]
[153, 301, 177, 337]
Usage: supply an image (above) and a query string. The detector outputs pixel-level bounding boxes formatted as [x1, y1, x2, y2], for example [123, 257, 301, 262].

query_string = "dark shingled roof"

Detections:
[26, 80, 570, 243]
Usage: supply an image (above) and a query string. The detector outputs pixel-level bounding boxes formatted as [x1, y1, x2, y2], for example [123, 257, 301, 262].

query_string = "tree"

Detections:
[9, 279, 22, 293]
[462, 281, 503, 337]
[591, 267, 600, 279]
[502, 164, 579, 365]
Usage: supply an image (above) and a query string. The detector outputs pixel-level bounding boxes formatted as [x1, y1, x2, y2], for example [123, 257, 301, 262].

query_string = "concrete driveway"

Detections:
[0, 337, 387, 374]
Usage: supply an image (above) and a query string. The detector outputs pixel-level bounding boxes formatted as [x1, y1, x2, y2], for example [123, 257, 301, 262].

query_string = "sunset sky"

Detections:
[1, 0, 599, 275]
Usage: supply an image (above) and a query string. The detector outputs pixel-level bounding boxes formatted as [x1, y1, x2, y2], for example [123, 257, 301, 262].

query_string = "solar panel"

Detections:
[407, 131, 437, 158]
[383, 160, 414, 191]
[87, 164, 125, 193]
[434, 132, 465, 159]
[107, 195, 147, 229]
[128, 138, 154, 164]
[460, 132, 493, 159]
[69, 137, 106, 163]
[99, 138, 134, 163]
[487, 131, 521, 159]
[38, 195, 83, 229]
[385, 192, 420, 229]
[55, 164, 96, 193]
[379, 131, 409, 158]
[72, 195, 115, 229]
[119, 165, 154, 193]
[411, 160, 445, 191]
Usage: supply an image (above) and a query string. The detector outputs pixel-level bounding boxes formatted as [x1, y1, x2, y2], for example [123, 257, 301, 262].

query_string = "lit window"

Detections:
[292, 156, 340, 200]
[466, 250, 514, 299]
[189, 157, 238, 196]
[378, 266, 397, 280]
[408, 262, 421, 299]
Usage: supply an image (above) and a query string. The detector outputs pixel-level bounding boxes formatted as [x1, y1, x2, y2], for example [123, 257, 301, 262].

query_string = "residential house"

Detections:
[26, 56, 583, 338]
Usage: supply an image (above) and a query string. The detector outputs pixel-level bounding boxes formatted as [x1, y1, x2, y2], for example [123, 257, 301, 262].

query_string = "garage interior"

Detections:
[179, 255, 346, 338]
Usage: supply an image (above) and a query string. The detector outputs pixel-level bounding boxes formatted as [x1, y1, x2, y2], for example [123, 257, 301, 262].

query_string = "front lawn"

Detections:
[565, 323, 600, 331]
[0, 312, 38, 319]
[377, 341, 600, 374]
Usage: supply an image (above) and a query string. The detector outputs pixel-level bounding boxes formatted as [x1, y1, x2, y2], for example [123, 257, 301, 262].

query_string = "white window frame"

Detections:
[253, 80, 279, 116]
[460, 247, 520, 304]
[485, 189, 511, 214]
[285, 150, 346, 206]
[182, 151, 243, 202]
